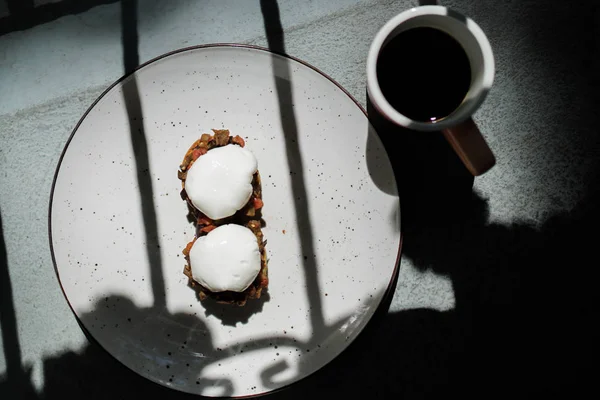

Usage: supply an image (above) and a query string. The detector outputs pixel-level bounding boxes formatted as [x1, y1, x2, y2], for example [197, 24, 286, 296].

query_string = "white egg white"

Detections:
[185, 144, 258, 220]
[189, 224, 261, 293]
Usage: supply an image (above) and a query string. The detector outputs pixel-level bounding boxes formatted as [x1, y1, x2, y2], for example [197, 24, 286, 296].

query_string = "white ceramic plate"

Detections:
[49, 44, 401, 398]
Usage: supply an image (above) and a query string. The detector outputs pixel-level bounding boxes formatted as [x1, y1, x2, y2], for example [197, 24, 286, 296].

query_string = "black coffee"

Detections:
[376, 27, 471, 122]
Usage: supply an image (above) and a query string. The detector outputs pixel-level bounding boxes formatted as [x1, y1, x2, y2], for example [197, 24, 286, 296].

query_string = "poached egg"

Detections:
[185, 144, 258, 220]
[189, 224, 261, 293]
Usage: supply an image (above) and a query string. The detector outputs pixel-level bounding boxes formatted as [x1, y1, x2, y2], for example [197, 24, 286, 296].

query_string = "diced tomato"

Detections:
[253, 197, 264, 209]
[191, 147, 207, 160]
[197, 216, 212, 226]
[182, 241, 194, 256]
[232, 135, 245, 147]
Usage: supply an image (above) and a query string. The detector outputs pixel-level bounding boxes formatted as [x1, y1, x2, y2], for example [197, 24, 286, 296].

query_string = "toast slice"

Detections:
[178, 129, 268, 306]
[182, 220, 268, 306]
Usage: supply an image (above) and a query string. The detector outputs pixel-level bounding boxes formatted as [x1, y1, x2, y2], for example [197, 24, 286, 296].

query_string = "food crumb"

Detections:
[282, 229, 286, 234]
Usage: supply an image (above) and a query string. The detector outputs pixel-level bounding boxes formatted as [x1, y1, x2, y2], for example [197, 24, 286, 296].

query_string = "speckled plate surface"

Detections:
[49, 44, 401, 398]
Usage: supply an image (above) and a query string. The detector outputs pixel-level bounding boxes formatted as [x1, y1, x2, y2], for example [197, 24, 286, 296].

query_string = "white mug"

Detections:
[367, 5, 496, 176]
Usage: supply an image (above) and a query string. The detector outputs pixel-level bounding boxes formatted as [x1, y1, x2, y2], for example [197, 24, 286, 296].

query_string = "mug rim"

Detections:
[366, 5, 495, 131]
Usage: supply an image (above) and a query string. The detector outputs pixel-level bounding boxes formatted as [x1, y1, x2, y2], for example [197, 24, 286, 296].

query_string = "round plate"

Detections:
[49, 44, 401, 398]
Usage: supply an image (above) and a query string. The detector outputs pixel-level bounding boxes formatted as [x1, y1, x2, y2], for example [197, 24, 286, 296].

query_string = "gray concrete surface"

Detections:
[1, 0, 597, 397]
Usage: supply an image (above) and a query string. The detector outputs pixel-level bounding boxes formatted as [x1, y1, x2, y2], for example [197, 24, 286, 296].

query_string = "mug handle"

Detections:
[442, 118, 496, 176]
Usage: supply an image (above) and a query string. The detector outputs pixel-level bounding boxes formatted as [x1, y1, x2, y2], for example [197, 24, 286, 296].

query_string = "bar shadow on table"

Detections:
[0, 209, 37, 398]
[0, 0, 120, 36]
[259, 0, 327, 340]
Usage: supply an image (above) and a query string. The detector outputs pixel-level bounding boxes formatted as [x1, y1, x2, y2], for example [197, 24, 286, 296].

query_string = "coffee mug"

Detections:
[367, 5, 496, 176]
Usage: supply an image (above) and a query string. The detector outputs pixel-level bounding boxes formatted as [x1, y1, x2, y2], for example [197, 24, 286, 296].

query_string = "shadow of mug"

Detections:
[366, 94, 475, 237]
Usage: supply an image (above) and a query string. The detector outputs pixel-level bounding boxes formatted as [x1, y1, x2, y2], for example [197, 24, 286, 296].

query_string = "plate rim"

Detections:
[47, 43, 403, 398]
